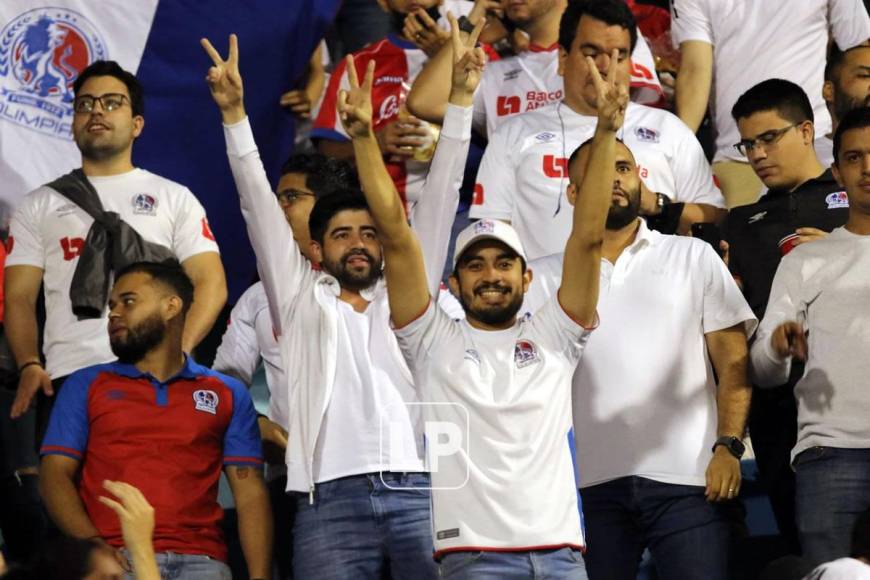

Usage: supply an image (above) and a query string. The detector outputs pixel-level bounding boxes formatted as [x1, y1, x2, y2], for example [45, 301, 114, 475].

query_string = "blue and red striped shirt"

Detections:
[40, 357, 262, 561]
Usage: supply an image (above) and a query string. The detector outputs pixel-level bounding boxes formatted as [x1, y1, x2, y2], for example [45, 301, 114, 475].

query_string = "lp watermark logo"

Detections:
[379, 402, 470, 490]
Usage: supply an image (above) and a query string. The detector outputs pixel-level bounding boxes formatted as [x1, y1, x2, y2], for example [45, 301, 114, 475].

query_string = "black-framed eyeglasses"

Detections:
[733, 123, 800, 156]
[276, 189, 316, 204]
[73, 93, 130, 114]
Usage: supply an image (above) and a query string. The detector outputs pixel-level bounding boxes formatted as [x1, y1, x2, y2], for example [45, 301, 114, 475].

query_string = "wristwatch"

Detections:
[712, 436, 745, 459]
[655, 192, 671, 215]
[457, 15, 476, 35]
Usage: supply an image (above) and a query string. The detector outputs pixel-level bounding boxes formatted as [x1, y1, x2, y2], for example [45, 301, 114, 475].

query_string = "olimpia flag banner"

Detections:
[0, 0, 339, 300]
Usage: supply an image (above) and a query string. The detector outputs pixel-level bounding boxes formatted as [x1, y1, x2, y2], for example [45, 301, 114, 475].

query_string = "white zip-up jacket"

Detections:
[223, 105, 472, 495]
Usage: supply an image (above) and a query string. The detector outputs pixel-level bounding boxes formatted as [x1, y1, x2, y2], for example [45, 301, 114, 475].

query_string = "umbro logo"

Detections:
[747, 211, 767, 224]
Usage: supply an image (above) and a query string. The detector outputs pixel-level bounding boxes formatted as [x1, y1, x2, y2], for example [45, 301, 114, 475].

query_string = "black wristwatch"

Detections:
[712, 436, 745, 459]
[655, 192, 671, 214]
[457, 15, 476, 35]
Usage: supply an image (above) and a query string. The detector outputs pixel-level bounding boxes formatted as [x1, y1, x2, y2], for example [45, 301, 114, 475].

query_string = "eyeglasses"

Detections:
[73, 93, 130, 114]
[276, 189, 316, 204]
[733, 123, 800, 156]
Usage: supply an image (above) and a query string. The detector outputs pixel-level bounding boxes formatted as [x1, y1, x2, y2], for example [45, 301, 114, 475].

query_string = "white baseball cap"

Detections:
[452, 219, 528, 269]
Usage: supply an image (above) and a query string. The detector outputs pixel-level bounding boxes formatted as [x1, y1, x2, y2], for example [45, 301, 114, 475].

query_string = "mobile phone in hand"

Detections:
[691, 223, 724, 257]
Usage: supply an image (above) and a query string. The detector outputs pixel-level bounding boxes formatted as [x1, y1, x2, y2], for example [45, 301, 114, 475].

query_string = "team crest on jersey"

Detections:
[825, 191, 849, 209]
[514, 339, 540, 368]
[132, 193, 158, 215]
[193, 390, 219, 415]
[535, 132, 557, 143]
[0, 8, 108, 140]
[634, 126, 660, 143]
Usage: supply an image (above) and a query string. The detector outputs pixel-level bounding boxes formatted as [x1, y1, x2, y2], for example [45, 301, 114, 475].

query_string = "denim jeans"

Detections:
[438, 548, 588, 579]
[123, 551, 230, 580]
[794, 446, 870, 567]
[292, 472, 437, 579]
[580, 476, 730, 580]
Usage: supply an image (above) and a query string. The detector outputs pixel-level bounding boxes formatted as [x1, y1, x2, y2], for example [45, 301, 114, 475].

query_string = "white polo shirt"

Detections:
[6, 169, 220, 379]
[471, 102, 724, 260]
[524, 219, 756, 487]
[670, 0, 870, 163]
[471, 30, 665, 138]
[395, 297, 592, 556]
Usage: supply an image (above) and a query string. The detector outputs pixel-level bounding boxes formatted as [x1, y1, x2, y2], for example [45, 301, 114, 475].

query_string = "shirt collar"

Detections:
[625, 218, 659, 254]
[316, 273, 386, 302]
[109, 355, 200, 382]
[528, 42, 560, 53]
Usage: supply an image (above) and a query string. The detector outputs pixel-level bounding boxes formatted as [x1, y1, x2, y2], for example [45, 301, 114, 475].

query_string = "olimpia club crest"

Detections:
[0, 8, 108, 139]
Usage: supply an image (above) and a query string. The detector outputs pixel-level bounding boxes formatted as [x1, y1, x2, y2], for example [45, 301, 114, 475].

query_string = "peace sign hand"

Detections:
[588, 50, 628, 133]
[448, 12, 487, 100]
[338, 55, 376, 139]
[201, 34, 245, 124]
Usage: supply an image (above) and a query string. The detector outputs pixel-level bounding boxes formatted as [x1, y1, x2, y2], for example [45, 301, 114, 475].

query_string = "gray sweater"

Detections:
[750, 227, 870, 462]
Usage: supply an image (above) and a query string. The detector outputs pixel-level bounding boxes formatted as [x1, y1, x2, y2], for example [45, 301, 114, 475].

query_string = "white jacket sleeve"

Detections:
[223, 117, 314, 335]
[411, 104, 473, 298]
[750, 256, 802, 387]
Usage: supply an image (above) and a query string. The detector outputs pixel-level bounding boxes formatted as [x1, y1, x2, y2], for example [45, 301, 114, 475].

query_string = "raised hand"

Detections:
[588, 50, 628, 133]
[771, 321, 808, 361]
[404, 9, 450, 57]
[201, 34, 245, 124]
[448, 12, 487, 101]
[337, 55, 376, 139]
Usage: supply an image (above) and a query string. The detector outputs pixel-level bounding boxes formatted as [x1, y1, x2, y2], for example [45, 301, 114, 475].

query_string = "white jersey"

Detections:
[524, 220, 756, 487]
[6, 169, 219, 379]
[471, 102, 724, 260]
[472, 32, 665, 138]
[213, 281, 287, 428]
[395, 298, 592, 556]
[670, 0, 870, 163]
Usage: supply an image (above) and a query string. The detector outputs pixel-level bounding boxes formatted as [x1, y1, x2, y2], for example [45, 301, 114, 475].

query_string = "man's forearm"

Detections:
[5, 296, 41, 366]
[182, 277, 227, 353]
[675, 42, 713, 133]
[235, 479, 273, 579]
[351, 133, 409, 243]
[677, 203, 726, 234]
[406, 42, 453, 124]
[709, 329, 752, 438]
[40, 472, 100, 538]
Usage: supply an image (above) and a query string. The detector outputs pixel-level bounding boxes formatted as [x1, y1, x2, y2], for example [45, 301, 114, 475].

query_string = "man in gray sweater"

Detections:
[750, 106, 870, 567]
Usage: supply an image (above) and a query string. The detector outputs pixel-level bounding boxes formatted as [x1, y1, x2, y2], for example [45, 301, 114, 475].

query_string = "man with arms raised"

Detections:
[338, 26, 621, 577]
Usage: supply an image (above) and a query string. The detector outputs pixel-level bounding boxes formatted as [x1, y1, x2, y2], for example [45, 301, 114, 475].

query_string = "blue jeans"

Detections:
[123, 551, 230, 579]
[794, 446, 870, 567]
[580, 476, 730, 580]
[292, 472, 437, 579]
[438, 548, 588, 579]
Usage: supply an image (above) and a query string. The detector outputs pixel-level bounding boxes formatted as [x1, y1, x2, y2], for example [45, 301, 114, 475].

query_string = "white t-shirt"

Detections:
[524, 220, 756, 487]
[803, 558, 870, 580]
[471, 102, 724, 260]
[313, 300, 426, 482]
[670, 0, 870, 163]
[6, 169, 220, 378]
[395, 297, 591, 556]
[472, 31, 665, 138]
[213, 281, 287, 429]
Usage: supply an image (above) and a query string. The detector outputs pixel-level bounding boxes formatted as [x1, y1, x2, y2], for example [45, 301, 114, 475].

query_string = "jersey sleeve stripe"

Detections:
[310, 128, 349, 142]
[39, 445, 83, 460]
[223, 456, 265, 466]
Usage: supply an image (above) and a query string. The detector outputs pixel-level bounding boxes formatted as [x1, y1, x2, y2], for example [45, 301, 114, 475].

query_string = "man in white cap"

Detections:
[337, 20, 624, 573]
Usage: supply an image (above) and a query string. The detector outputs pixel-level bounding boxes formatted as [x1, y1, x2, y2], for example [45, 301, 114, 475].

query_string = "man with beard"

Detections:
[5, 61, 227, 448]
[522, 128, 756, 578]
[202, 29, 473, 578]
[338, 23, 621, 575]
[408, 0, 666, 138]
[38, 261, 270, 580]
[724, 78, 851, 554]
[819, 45, 870, 167]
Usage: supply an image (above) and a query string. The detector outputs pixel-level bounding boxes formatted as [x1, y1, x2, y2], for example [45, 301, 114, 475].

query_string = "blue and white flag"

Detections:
[0, 0, 339, 299]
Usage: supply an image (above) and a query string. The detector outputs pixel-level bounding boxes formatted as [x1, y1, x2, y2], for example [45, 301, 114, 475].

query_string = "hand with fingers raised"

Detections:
[201, 34, 245, 124]
[447, 12, 487, 106]
[588, 49, 629, 133]
[338, 55, 377, 140]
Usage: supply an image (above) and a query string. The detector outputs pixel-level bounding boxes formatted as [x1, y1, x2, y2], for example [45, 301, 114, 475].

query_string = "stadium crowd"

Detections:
[0, 0, 869, 579]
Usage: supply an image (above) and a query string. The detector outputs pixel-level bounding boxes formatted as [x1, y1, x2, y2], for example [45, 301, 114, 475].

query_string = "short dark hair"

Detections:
[731, 79, 814, 125]
[825, 43, 847, 83]
[280, 153, 359, 199]
[73, 60, 144, 117]
[852, 508, 870, 559]
[559, 0, 638, 54]
[308, 190, 370, 245]
[116, 260, 195, 314]
[833, 106, 870, 165]
[568, 136, 631, 172]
